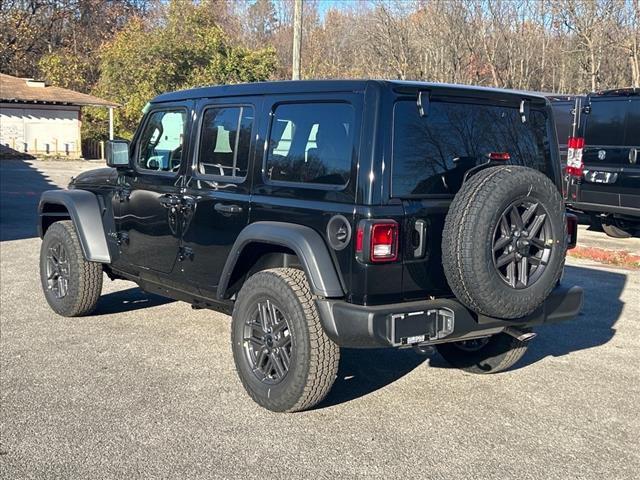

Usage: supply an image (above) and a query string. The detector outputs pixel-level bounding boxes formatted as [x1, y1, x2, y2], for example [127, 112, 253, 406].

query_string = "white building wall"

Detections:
[0, 103, 81, 156]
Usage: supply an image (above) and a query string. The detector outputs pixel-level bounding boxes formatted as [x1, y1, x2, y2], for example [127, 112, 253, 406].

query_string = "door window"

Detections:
[265, 103, 354, 186]
[137, 110, 186, 172]
[198, 106, 254, 179]
[624, 100, 640, 146]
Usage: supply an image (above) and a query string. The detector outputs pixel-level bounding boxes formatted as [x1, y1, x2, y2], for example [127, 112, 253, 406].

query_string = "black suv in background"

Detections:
[565, 88, 640, 237]
[38, 81, 582, 412]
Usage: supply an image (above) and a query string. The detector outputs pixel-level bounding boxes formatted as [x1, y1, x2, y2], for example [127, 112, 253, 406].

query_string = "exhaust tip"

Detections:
[504, 327, 537, 343]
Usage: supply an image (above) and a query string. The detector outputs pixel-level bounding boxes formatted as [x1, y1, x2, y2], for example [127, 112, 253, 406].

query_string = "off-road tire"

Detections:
[436, 333, 529, 374]
[602, 222, 632, 239]
[39, 220, 103, 316]
[231, 268, 340, 412]
[442, 166, 566, 319]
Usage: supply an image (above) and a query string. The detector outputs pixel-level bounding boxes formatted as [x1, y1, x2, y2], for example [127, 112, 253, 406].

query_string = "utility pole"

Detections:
[292, 0, 303, 80]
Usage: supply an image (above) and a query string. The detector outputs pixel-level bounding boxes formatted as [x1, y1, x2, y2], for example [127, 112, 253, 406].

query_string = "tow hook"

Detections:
[504, 327, 537, 342]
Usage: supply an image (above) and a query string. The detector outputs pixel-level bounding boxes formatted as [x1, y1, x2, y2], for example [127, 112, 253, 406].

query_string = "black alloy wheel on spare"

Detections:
[442, 166, 566, 319]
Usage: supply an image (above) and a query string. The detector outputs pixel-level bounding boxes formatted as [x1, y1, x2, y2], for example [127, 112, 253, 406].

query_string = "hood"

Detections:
[69, 167, 117, 188]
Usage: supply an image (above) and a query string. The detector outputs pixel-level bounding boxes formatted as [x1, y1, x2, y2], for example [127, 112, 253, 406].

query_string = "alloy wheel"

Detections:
[46, 242, 70, 298]
[243, 299, 293, 385]
[492, 199, 553, 289]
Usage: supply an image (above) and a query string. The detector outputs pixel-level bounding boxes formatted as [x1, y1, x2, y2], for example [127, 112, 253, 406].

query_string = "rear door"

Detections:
[178, 97, 259, 298]
[391, 95, 555, 301]
[580, 96, 636, 208]
[620, 98, 640, 210]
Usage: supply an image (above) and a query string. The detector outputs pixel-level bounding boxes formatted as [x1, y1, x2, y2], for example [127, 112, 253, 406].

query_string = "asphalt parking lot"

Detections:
[1, 159, 639, 479]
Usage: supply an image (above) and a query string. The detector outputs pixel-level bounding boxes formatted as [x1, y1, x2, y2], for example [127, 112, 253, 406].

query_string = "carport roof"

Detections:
[0, 73, 118, 107]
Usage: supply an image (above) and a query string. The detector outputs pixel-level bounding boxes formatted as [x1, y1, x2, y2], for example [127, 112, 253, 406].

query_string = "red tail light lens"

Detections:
[355, 226, 364, 253]
[566, 136, 585, 177]
[370, 222, 398, 262]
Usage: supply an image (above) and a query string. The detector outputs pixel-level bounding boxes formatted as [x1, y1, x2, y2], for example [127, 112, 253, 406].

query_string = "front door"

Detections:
[114, 105, 190, 276]
[178, 99, 258, 298]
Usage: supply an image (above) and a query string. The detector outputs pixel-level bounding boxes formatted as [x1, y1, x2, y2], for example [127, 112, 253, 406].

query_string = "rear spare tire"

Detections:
[442, 166, 566, 319]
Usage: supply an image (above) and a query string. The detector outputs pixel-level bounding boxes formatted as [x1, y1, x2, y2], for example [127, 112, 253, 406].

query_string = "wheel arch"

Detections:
[38, 189, 111, 263]
[217, 222, 345, 300]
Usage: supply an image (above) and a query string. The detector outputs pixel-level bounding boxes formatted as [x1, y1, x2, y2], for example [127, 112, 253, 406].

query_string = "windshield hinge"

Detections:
[417, 91, 430, 117]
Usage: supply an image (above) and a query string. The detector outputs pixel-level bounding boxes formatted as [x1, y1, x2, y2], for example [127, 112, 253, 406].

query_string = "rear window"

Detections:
[550, 102, 574, 145]
[392, 100, 552, 197]
[584, 99, 628, 146]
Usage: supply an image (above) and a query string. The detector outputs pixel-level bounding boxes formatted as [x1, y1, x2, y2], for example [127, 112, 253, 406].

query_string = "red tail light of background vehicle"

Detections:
[566, 136, 585, 177]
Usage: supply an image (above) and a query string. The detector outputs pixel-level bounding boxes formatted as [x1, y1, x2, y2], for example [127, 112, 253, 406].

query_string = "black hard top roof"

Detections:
[150, 79, 551, 104]
[590, 87, 639, 97]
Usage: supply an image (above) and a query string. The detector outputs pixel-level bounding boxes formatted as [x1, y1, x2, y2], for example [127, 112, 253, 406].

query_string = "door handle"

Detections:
[214, 203, 243, 215]
[159, 194, 181, 208]
[413, 219, 427, 258]
[630, 148, 638, 165]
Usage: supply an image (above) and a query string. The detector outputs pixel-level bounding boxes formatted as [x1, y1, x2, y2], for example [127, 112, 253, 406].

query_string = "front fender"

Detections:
[38, 189, 111, 263]
[218, 222, 345, 299]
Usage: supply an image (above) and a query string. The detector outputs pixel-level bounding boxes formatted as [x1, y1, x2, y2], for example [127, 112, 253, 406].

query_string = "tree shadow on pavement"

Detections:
[93, 287, 174, 315]
[0, 159, 58, 241]
[316, 347, 428, 409]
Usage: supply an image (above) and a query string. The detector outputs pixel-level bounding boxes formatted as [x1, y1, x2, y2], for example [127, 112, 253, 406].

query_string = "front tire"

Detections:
[39, 220, 103, 317]
[436, 333, 529, 374]
[231, 268, 340, 412]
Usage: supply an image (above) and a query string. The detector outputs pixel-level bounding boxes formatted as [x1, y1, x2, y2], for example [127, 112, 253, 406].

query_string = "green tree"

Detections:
[92, 1, 277, 139]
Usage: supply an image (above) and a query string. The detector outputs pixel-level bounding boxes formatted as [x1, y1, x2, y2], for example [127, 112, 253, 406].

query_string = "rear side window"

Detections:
[198, 106, 254, 179]
[584, 100, 627, 146]
[624, 100, 640, 146]
[265, 103, 354, 186]
[550, 102, 574, 145]
[392, 100, 551, 197]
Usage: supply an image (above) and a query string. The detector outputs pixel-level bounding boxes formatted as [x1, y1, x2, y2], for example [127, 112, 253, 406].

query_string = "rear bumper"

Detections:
[316, 285, 584, 348]
[567, 201, 640, 219]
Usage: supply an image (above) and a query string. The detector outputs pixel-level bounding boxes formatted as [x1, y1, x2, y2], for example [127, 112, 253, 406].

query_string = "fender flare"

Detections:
[217, 221, 345, 299]
[38, 189, 111, 263]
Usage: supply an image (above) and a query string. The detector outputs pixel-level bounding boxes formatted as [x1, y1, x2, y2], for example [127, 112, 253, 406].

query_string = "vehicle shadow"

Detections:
[93, 286, 174, 315]
[516, 264, 625, 368]
[319, 263, 626, 408]
[0, 159, 58, 241]
[316, 347, 429, 409]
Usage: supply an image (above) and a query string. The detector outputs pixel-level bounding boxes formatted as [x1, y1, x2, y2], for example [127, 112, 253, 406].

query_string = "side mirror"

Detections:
[105, 140, 130, 168]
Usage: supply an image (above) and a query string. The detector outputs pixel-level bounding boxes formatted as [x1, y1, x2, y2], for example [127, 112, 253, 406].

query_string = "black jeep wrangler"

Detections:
[38, 80, 583, 412]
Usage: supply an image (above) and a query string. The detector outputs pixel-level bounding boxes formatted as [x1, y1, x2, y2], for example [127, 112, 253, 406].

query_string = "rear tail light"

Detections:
[355, 220, 400, 263]
[371, 222, 398, 262]
[566, 213, 578, 249]
[566, 136, 585, 177]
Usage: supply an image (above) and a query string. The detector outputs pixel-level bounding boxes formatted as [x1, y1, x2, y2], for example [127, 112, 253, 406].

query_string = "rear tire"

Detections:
[602, 221, 632, 238]
[231, 268, 340, 412]
[436, 333, 529, 374]
[39, 220, 103, 317]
